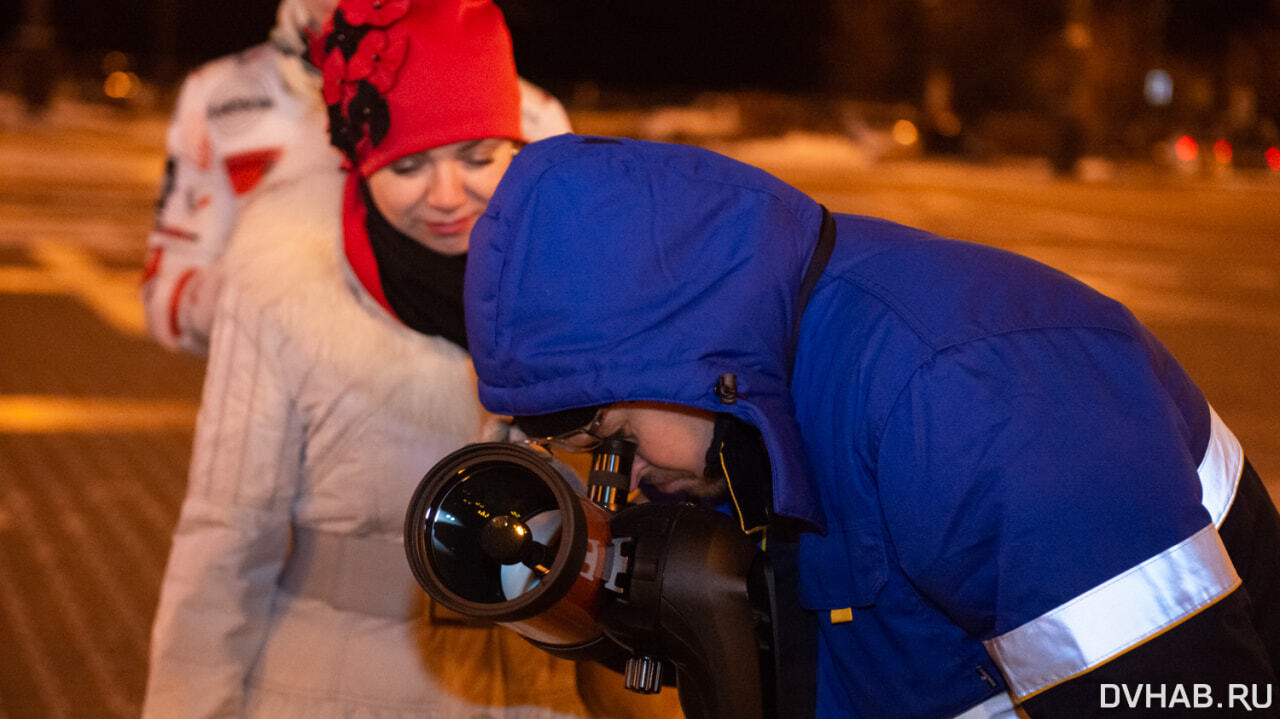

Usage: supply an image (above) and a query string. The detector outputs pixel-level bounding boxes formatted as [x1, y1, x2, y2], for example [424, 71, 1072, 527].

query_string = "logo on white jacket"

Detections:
[206, 71, 275, 137]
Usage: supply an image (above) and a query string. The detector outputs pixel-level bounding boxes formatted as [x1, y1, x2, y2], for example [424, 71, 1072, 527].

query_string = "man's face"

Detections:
[591, 402, 724, 499]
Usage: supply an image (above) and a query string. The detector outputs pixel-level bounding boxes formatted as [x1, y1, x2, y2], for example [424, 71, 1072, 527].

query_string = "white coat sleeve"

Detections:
[140, 68, 238, 356]
[517, 77, 574, 142]
[142, 284, 304, 719]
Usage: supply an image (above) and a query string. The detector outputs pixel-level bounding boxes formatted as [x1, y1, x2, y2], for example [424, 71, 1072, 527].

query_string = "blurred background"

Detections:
[3, 0, 1280, 173]
[1, 1, 1278, 717]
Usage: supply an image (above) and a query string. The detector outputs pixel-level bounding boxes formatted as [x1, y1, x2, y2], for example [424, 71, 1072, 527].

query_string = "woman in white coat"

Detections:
[141, 1, 628, 716]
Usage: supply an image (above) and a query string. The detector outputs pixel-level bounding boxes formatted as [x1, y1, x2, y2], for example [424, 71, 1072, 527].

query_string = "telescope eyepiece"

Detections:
[589, 436, 636, 511]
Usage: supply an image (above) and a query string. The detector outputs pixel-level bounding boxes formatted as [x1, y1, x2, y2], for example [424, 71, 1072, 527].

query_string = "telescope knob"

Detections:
[624, 654, 664, 694]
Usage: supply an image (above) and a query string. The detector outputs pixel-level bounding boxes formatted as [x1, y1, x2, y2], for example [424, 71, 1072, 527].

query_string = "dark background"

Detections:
[2, 1, 1276, 95]
[3, 1, 1279, 162]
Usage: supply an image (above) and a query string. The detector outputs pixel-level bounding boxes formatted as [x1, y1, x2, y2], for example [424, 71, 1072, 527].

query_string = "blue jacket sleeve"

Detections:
[1021, 461, 1280, 717]
[875, 326, 1256, 707]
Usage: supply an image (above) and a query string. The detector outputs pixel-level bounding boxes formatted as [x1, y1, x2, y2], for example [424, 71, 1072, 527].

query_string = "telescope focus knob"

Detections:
[624, 654, 664, 694]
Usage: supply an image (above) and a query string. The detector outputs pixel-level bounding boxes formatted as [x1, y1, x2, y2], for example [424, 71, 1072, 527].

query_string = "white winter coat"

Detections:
[142, 164, 595, 719]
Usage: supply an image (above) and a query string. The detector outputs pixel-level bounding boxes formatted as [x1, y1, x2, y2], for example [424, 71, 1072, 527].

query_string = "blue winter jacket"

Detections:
[465, 136, 1248, 718]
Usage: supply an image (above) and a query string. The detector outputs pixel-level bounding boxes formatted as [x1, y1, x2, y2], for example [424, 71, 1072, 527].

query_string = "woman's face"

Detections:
[366, 138, 516, 255]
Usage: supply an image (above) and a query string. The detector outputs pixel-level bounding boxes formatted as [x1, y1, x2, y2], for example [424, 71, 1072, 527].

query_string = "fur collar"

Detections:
[221, 167, 489, 438]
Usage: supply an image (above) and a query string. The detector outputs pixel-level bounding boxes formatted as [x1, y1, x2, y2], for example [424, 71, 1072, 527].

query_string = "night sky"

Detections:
[2, 0, 1277, 94]
[1, 0, 825, 91]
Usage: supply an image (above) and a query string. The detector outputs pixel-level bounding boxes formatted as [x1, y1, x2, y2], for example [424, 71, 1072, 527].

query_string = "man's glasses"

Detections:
[525, 406, 609, 453]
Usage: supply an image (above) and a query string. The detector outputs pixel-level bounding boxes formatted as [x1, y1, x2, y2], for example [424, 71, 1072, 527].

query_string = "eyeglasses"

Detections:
[526, 407, 609, 453]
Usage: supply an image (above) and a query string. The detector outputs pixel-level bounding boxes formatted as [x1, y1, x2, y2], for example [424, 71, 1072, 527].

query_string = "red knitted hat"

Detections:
[314, 0, 523, 177]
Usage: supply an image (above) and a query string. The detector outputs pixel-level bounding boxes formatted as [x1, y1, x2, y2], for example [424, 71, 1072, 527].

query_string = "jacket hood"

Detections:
[270, 0, 326, 101]
[466, 135, 825, 527]
[270, 0, 318, 58]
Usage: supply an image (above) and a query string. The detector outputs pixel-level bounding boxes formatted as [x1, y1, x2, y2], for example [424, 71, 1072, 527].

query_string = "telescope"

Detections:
[403, 439, 781, 719]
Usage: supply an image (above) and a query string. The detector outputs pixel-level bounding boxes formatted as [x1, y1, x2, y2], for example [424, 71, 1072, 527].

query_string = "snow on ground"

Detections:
[710, 130, 876, 171]
[0, 93, 168, 186]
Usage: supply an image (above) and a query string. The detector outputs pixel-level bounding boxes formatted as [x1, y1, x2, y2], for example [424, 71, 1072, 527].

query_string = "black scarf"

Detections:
[361, 183, 469, 350]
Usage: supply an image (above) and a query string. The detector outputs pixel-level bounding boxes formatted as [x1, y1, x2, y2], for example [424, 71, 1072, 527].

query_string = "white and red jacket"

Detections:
[142, 157, 598, 718]
[140, 30, 572, 354]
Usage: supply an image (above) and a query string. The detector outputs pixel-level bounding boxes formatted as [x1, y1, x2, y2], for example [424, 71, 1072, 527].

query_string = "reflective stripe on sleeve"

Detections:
[1200, 405, 1244, 527]
[951, 690, 1017, 719]
[984, 524, 1240, 701]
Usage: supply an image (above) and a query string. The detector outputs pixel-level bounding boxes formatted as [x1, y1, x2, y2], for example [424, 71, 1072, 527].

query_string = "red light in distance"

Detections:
[1212, 139, 1232, 165]
[1175, 135, 1199, 163]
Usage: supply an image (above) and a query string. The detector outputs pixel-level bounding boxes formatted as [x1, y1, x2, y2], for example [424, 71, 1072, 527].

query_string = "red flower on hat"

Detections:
[321, 49, 355, 106]
[346, 29, 408, 94]
[340, 0, 410, 28]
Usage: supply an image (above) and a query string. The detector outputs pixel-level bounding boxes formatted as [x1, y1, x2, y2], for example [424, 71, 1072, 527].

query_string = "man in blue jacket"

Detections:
[464, 135, 1280, 718]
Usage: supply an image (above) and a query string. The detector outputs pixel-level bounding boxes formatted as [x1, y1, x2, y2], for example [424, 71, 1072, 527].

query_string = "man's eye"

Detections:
[463, 155, 495, 168]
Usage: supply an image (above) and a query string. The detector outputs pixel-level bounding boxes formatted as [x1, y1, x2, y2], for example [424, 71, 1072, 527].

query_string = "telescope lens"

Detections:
[406, 441, 606, 633]
[427, 460, 562, 603]
[498, 510, 562, 598]
[480, 515, 535, 565]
